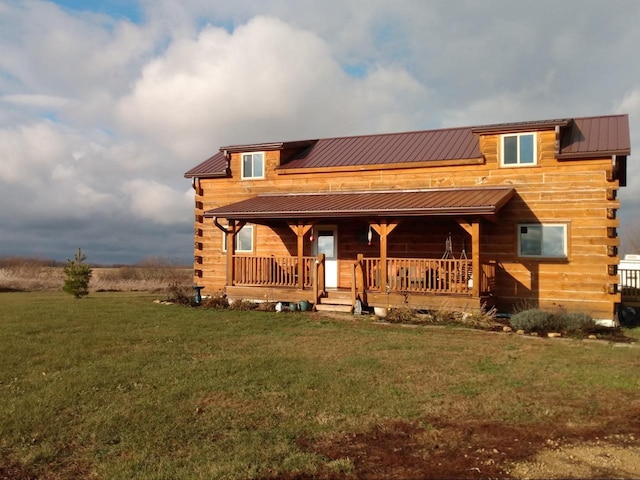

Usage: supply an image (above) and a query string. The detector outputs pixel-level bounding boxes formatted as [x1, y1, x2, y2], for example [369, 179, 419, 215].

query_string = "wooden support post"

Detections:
[288, 222, 313, 290]
[226, 220, 236, 286]
[471, 219, 480, 298]
[370, 220, 400, 291]
[317, 253, 326, 296]
[456, 218, 480, 297]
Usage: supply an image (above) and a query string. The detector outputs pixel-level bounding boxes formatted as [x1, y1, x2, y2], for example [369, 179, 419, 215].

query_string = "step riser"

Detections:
[319, 297, 353, 306]
[315, 304, 353, 313]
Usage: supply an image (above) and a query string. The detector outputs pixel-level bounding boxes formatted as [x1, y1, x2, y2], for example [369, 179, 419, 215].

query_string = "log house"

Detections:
[184, 114, 631, 322]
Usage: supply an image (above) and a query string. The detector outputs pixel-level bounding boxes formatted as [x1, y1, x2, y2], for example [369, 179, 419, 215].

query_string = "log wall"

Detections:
[192, 130, 621, 319]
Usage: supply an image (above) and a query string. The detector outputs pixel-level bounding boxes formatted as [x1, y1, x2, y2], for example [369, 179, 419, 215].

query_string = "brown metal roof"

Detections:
[184, 151, 228, 178]
[280, 127, 481, 170]
[184, 114, 630, 177]
[558, 114, 630, 159]
[204, 187, 514, 221]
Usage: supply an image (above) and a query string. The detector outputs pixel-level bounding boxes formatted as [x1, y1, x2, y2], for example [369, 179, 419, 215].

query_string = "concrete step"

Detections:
[315, 303, 353, 313]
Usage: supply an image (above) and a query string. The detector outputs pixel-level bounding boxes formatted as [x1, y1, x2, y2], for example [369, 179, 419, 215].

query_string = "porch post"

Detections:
[471, 219, 480, 298]
[456, 218, 481, 297]
[288, 222, 313, 290]
[370, 221, 400, 291]
[226, 220, 236, 286]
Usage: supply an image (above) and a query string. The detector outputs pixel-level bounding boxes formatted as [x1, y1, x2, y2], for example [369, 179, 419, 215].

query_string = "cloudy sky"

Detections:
[1, 0, 639, 264]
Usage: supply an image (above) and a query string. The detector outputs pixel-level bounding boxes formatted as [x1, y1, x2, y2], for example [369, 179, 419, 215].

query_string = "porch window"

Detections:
[222, 225, 254, 252]
[241, 152, 264, 179]
[518, 223, 567, 258]
[501, 133, 536, 166]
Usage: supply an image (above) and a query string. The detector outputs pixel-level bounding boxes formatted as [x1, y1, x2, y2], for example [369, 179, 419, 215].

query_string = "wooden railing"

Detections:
[362, 257, 496, 295]
[620, 268, 640, 303]
[233, 255, 314, 288]
[232, 254, 496, 297]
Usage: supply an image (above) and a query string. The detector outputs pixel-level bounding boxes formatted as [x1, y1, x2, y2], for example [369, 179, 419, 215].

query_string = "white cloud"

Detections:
[122, 179, 193, 225]
[0, 0, 639, 262]
[116, 15, 432, 160]
[1, 94, 70, 109]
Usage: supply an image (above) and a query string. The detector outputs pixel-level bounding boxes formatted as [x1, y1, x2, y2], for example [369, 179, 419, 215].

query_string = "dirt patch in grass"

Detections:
[286, 407, 640, 479]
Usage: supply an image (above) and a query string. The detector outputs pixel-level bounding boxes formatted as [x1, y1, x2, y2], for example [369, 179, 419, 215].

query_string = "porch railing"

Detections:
[361, 257, 496, 295]
[233, 255, 314, 288]
[232, 254, 496, 296]
[620, 268, 640, 303]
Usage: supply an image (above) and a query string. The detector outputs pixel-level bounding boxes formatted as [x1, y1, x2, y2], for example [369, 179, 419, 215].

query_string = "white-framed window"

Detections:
[222, 225, 254, 252]
[518, 223, 567, 258]
[501, 133, 537, 166]
[241, 152, 264, 179]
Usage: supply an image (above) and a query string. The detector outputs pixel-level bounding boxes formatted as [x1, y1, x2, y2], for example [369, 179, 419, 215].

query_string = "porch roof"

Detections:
[204, 187, 514, 221]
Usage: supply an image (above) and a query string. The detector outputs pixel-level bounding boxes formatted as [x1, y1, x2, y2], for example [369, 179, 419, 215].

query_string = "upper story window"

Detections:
[501, 133, 536, 167]
[241, 152, 264, 179]
[518, 223, 567, 259]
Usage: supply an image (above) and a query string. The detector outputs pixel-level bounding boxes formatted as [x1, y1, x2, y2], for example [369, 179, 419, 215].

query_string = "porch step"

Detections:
[315, 303, 353, 313]
[319, 296, 353, 306]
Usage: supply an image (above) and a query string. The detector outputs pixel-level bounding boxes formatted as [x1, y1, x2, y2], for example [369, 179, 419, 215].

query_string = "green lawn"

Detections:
[1, 292, 638, 479]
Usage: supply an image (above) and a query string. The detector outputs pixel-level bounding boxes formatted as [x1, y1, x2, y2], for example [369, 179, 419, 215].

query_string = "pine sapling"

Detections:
[63, 248, 92, 298]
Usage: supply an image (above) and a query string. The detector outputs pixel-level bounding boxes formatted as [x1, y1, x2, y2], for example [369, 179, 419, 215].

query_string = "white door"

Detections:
[314, 226, 338, 288]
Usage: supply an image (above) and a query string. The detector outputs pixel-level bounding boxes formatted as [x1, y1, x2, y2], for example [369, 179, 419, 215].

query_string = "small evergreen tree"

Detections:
[63, 248, 92, 298]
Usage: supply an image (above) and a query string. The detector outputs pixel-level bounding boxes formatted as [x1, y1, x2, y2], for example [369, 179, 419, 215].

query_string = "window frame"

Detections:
[222, 224, 255, 253]
[500, 132, 537, 167]
[517, 223, 569, 259]
[240, 152, 265, 180]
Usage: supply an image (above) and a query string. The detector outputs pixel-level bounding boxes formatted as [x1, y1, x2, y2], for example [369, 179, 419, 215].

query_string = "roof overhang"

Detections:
[471, 118, 572, 134]
[204, 187, 515, 221]
[219, 140, 317, 154]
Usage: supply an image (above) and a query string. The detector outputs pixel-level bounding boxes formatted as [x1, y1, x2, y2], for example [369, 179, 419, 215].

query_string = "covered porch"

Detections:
[206, 187, 513, 312]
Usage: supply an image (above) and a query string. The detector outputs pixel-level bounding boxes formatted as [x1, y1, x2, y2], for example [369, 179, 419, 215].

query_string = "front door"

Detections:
[314, 225, 338, 288]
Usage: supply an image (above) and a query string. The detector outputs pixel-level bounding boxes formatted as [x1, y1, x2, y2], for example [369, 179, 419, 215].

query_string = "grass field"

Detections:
[1, 292, 639, 479]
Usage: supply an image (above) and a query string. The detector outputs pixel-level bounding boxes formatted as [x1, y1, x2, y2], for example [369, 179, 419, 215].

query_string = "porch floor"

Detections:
[226, 285, 492, 313]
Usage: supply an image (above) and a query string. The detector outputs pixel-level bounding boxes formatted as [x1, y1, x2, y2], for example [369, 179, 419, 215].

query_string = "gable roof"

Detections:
[203, 187, 514, 221]
[184, 114, 630, 177]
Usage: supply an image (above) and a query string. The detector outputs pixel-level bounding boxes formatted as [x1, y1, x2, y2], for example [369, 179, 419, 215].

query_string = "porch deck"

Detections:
[226, 254, 496, 311]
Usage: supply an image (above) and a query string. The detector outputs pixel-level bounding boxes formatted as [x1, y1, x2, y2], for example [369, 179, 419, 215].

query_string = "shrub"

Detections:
[510, 308, 594, 334]
[385, 306, 418, 323]
[166, 282, 195, 306]
[555, 311, 595, 333]
[510, 309, 551, 332]
[201, 293, 229, 309]
[228, 299, 258, 311]
[62, 248, 92, 299]
[256, 302, 277, 312]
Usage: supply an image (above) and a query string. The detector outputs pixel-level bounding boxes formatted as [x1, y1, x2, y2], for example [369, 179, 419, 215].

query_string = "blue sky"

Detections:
[49, 0, 142, 21]
[0, 0, 639, 264]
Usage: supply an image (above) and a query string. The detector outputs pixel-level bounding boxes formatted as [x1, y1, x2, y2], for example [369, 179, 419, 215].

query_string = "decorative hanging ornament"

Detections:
[309, 232, 314, 242]
[367, 225, 372, 246]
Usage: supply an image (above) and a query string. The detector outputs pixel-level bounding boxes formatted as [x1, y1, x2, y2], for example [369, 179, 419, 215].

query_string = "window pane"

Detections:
[242, 154, 252, 177]
[317, 230, 335, 258]
[504, 136, 517, 164]
[541, 225, 565, 257]
[253, 153, 264, 177]
[520, 134, 534, 164]
[236, 227, 253, 251]
[520, 225, 542, 256]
